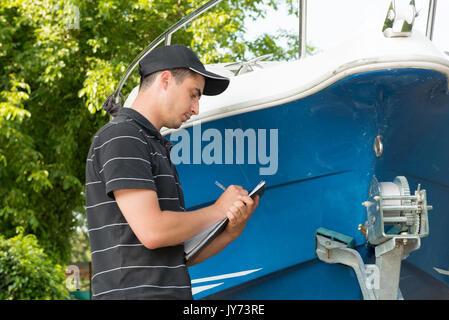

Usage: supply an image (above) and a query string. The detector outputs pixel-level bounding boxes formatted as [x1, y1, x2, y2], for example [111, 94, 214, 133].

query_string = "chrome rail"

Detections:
[113, 0, 224, 104]
[112, 0, 312, 104]
[110, 0, 448, 105]
[298, 0, 307, 59]
[425, 0, 437, 40]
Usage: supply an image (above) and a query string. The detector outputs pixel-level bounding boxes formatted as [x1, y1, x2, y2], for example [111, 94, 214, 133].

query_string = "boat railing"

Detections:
[298, 0, 307, 59]
[113, 0, 224, 104]
[113, 0, 311, 104]
[426, 0, 437, 40]
[113, 0, 439, 104]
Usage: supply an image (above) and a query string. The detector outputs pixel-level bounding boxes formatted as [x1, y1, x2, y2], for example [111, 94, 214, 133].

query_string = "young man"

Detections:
[85, 44, 259, 299]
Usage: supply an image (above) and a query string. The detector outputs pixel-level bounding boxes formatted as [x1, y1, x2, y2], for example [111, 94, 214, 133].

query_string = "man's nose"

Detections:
[191, 100, 199, 115]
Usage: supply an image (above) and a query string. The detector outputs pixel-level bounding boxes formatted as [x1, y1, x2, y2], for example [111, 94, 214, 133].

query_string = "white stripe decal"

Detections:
[91, 264, 186, 280]
[191, 268, 262, 284]
[191, 283, 224, 295]
[93, 284, 191, 297]
[434, 267, 449, 276]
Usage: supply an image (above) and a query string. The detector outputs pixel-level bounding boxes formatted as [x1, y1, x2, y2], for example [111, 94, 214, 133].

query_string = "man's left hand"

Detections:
[224, 195, 259, 240]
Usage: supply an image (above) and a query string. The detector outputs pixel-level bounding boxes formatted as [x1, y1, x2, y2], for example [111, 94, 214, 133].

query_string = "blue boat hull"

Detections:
[168, 68, 449, 299]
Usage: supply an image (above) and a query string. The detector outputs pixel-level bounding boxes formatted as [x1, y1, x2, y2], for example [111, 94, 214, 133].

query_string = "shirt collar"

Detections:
[117, 108, 174, 151]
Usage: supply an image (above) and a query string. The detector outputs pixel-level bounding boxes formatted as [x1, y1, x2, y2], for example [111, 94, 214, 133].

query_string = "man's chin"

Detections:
[168, 121, 183, 129]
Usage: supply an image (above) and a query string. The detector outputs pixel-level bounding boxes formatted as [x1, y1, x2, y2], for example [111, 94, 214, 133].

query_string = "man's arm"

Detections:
[114, 185, 247, 250]
[186, 195, 259, 266]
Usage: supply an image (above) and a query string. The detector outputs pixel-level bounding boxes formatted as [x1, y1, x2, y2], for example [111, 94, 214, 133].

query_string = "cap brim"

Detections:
[189, 67, 230, 96]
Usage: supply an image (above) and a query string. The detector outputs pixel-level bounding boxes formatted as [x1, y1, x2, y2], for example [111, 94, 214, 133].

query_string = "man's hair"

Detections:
[139, 68, 197, 92]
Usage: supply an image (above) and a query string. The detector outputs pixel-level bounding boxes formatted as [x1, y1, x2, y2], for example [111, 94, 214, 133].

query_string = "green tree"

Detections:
[0, 228, 71, 300]
[0, 0, 305, 295]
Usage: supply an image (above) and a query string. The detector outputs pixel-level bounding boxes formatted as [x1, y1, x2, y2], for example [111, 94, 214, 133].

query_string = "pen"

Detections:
[215, 181, 226, 191]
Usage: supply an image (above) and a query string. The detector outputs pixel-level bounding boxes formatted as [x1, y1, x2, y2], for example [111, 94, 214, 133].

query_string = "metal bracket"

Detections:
[382, 0, 418, 38]
[224, 54, 274, 76]
[316, 233, 421, 299]
[374, 236, 419, 299]
[316, 234, 377, 300]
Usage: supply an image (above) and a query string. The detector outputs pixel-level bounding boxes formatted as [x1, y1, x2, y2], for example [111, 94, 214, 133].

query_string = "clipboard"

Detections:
[184, 180, 265, 261]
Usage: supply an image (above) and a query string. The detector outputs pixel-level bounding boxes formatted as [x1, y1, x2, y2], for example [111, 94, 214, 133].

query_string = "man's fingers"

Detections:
[228, 185, 248, 196]
[227, 209, 237, 226]
[252, 195, 260, 209]
[227, 201, 246, 223]
[224, 193, 260, 239]
[232, 202, 244, 220]
[238, 195, 254, 207]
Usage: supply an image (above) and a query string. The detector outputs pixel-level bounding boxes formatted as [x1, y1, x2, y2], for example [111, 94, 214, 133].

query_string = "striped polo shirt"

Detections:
[85, 107, 192, 300]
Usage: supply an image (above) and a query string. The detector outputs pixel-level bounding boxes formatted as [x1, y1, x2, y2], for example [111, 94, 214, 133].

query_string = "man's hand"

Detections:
[186, 194, 260, 266]
[214, 185, 248, 220]
[224, 195, 259, 240]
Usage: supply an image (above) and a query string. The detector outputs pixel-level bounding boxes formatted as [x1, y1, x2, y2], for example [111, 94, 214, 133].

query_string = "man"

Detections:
[85, 44, 259, 300]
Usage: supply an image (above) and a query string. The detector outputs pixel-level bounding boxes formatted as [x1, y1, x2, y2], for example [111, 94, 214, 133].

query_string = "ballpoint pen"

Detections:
[214, 181, 226, 191]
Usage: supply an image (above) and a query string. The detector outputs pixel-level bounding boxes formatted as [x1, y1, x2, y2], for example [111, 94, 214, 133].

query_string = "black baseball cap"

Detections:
[138, 44, 230, 96]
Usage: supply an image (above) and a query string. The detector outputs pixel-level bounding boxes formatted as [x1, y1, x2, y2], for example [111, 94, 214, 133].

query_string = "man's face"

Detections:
[164, 72, 205, 129]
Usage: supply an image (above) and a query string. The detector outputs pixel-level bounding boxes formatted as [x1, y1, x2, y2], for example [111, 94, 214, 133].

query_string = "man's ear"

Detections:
[158, 70, 172, 91]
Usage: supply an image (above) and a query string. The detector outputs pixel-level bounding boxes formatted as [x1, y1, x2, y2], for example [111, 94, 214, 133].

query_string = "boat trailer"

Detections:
[316, 176, 432, 300]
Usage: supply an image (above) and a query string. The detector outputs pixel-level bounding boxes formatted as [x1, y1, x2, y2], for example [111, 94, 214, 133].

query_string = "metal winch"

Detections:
[316, 176, 432, 300]
[359, 176, 432, 245]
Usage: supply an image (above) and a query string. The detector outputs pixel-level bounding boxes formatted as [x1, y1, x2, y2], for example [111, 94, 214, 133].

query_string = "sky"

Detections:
[244, 0, 448, 56]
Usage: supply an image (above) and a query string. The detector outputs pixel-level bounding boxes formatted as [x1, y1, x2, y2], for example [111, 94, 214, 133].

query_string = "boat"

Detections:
[113, 0, 449, 299]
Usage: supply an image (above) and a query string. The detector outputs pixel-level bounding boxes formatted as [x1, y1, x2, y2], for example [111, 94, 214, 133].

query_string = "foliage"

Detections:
[70, 226, 91, 263]
[0, 0, 304, 267]
[0, 228, 71, 300]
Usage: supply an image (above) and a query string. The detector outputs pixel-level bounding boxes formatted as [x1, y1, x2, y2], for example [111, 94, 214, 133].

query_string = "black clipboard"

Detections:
[184, 180, 265, 261]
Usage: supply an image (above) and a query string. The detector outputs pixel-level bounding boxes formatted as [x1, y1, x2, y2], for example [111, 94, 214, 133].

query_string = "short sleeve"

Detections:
[94, 123, 157, 198]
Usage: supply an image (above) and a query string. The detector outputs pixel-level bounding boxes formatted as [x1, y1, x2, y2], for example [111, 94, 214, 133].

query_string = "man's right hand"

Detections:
[214, 185, 248, 219]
